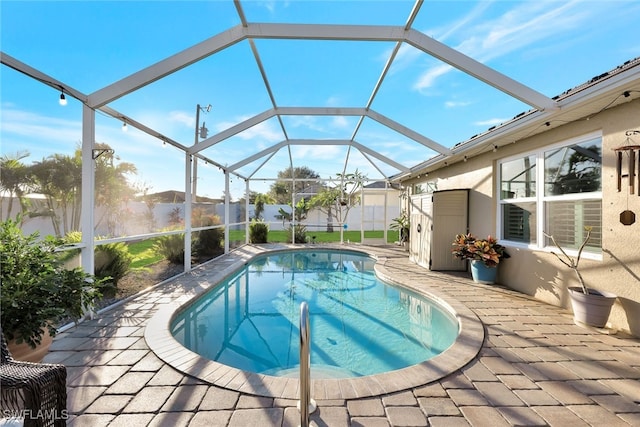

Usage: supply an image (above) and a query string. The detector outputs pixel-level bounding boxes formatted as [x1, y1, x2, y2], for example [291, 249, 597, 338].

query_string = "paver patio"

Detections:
[44, 245, 640, 426]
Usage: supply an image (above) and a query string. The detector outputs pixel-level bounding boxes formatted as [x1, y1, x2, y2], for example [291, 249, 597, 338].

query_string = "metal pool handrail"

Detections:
[298, 301, 316, 426]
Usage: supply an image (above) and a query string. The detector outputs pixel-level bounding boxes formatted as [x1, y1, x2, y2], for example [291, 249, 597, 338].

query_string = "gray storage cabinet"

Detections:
[410, 189, 469, 271]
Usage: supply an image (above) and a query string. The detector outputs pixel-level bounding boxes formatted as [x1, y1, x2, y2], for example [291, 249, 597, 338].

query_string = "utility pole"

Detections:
[193, 103, 211, 198]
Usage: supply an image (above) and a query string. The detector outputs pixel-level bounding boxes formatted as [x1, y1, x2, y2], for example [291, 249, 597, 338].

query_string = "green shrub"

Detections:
[1, 216, 103, 348]
[152, 232, 185, 264]
[95, 242, 133, 287]
[194, 227, 224, 257]
[192, 209, 224, 258]
[288, 224, 307, 243]
[61, 232, 132, 288]
[249, 220, 269, 243]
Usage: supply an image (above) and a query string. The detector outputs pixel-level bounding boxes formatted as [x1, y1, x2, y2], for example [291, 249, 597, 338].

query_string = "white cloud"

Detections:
[1, 108, 81, 145]
[168, 110, 194, 128]
[444, 100, 471, 108]
[331, 116, 350, 129]
[412, 1, 593, 91]
[215, 115, 283, 143]
[413, 64, 452, 93]
[291, 144, 342, 160]
[474, 118, 508, 127]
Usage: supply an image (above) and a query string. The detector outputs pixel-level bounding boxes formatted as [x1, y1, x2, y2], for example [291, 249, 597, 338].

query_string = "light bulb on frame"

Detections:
[122, 121, 128, 132]
[59, 90, 67, 106]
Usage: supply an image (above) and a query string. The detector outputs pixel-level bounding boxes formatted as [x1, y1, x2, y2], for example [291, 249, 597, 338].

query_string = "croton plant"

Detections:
[452, 233, 510, 268]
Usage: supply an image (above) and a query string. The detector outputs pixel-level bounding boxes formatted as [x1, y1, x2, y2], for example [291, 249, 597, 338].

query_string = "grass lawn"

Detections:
[230, 229, 399, 243]
[127, 239, 163, 269]
[127, 229, 400, 269]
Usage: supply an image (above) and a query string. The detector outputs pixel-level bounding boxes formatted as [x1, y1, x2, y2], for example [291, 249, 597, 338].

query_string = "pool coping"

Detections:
[144, 244, 484, 399]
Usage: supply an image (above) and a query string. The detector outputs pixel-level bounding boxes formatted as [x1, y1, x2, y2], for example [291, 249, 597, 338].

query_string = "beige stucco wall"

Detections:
[405, 98, 640, 336]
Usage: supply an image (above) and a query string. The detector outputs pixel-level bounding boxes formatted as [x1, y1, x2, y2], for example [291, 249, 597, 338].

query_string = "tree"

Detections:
[548, 144, 601, 195]
[308, 169, 366, 234]
[93, 143, 139, 235]
[0, 151, 34, 223]
[29, 152, 83, 236]
[268, 166, 322, 204]
[277, 198, 310, 223]
[27, 143, 138, 237]
[253, 193, 275, 220]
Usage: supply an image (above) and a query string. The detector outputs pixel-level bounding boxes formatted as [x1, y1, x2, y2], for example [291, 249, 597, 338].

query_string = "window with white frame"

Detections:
[498, 132, 602, 254]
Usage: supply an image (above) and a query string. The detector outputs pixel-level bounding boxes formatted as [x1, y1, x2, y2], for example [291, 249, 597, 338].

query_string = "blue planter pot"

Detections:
[470, 260, 498, 284]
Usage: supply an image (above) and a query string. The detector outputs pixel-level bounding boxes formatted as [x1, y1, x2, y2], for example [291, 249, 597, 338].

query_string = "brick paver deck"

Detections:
[44, 244, 640, 426]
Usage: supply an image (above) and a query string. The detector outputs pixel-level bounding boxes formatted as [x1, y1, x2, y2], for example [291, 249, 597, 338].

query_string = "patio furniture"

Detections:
[0, 329, 67, 427]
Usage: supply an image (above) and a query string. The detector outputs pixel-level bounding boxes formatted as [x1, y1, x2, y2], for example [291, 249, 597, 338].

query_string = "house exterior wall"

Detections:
[405, 98, 640, 337]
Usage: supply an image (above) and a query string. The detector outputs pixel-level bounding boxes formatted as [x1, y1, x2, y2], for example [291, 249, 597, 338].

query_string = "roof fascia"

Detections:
[555, 62, 640, 108]
[451, 62, 640, 157]
[393, 62, 640, 181]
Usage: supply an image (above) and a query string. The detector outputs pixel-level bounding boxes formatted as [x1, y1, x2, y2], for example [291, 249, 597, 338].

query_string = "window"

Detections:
[499, 133, 602, 254]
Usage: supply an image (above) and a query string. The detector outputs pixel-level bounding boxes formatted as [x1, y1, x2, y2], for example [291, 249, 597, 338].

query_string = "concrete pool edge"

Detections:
[144, 244, 484, 399]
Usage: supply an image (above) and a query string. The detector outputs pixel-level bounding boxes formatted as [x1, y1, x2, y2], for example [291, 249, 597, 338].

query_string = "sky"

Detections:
[2, 0, 639, 199]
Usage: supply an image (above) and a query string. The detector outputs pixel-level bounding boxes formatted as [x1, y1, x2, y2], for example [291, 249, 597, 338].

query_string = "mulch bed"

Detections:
[95, 260, 184, 311]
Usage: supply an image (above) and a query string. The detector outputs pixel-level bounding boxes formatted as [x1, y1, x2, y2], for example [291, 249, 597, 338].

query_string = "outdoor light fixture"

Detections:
[122, 120, 128, 132]
[59, 89, 67, 106]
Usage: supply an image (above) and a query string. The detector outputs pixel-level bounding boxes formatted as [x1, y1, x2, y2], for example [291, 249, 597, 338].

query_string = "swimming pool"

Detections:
[170, 249, 459, 378]
[145, 244, 484, 398]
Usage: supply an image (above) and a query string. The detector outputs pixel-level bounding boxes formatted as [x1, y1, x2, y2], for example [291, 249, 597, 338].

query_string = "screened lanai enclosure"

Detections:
[2, 0, 639, 280]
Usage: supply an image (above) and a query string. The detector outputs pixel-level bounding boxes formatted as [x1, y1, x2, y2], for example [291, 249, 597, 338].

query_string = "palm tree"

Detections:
[0, 151, 34, 223]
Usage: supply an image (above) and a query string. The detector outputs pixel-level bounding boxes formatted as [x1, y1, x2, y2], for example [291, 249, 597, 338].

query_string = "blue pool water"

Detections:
[171, 249, 459, 378]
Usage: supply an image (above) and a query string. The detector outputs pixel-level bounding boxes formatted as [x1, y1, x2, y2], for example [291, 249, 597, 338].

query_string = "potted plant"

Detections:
[390, 212, 410, 248]
[1, 216, 103, 360]
[544, 226, 616, 328]
[452, 233, 510, 284]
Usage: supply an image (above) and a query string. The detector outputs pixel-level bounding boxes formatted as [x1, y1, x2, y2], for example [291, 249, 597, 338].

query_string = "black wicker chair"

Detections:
[0, 329, 67, 427]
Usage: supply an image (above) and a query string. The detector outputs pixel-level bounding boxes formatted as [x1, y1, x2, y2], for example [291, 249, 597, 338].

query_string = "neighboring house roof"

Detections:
[364, 181, 402, 190]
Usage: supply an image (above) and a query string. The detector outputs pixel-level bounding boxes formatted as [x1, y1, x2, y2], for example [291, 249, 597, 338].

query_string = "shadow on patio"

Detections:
[44, 245, 640, 427]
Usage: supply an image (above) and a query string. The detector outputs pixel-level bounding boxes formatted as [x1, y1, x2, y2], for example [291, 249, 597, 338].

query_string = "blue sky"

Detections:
[2, 1, 639, 199]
